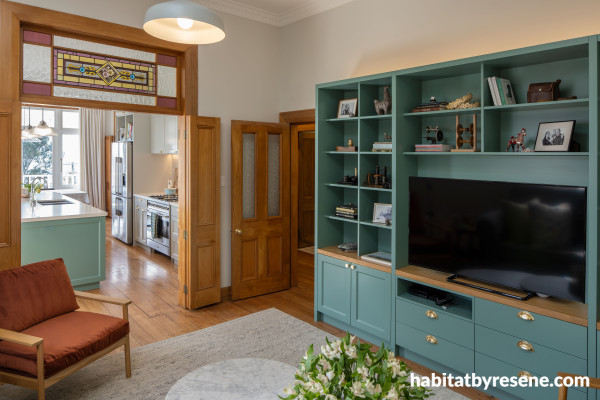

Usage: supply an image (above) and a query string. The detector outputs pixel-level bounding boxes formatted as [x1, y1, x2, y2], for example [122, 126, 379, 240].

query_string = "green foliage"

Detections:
[22, 137, 52, 176]
[280, 333, 431, 400]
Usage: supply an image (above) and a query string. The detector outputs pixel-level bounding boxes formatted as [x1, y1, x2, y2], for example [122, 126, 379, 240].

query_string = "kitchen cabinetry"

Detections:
[133, 195, 148, 245]
[170, 203, 178, 263]
[317, 254, 391, 344]
[151, 114, 178, 154]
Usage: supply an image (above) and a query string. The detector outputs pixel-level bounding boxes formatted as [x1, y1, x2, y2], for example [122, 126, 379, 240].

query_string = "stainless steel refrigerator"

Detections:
[111, 142, 133, 244]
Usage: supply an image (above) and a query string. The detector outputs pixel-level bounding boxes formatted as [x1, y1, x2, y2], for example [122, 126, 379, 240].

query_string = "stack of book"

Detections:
[411, 101, 448, 113]
[361, 251, 392, 267]
[372, 142, 392, 152]
[335, 204, 358, 220]
[487, 77, 516, 106]
[414, 144, 452, 152]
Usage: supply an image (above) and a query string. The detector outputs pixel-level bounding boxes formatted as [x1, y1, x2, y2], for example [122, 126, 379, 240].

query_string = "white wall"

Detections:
[278, 0, 600, 111]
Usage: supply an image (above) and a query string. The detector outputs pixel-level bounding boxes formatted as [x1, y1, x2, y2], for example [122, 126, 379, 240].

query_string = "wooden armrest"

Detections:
[74, 291, 132, 306]
[0, 328, 43, 347]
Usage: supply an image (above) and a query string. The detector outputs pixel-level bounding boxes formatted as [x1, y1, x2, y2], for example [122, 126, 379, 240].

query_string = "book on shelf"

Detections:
[335, 207, 357, 214]
[372, 142, 393, 150]
[334, 212, 358, 220]
[487, 76, 516, 106]
[411, 105, 447, 113]
[414, 144, 452, 152]
[361, 251, 392, 267]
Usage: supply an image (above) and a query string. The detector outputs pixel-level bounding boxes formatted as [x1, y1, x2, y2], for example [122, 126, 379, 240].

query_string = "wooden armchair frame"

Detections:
[557, 372, 600, 399]
[0, 291, 132, 400]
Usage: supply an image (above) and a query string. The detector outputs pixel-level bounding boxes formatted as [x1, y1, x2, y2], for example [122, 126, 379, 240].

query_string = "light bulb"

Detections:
[177, 18, 194, 30]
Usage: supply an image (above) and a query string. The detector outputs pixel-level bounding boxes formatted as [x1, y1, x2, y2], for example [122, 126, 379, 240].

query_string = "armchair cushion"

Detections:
[0, 258, 79, 332]
[0, 311, 129, 378]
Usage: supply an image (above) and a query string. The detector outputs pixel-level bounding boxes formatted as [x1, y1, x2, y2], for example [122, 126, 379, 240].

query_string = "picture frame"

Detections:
[372, 203, 392, 224]
[534, 120, 575, 152]
[337, 98, 358, 118]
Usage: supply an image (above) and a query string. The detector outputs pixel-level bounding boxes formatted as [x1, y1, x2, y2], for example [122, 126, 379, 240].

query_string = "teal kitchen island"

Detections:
[21, 192, 107, 290]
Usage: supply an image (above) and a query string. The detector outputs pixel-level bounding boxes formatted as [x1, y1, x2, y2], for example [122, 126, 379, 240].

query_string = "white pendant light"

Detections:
[34, 106, 57, 137]
[143, 0, 225, 44]
[21, 106, 40, 140]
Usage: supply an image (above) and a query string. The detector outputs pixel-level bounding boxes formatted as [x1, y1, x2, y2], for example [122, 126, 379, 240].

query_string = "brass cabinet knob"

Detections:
[518, 370, 533, 379]
[426, 335, 438, 345]
[234, 228, 243, 235]
[517, 311, 534, 321]
[350, 265, 356, 270]
[345, 263, 350, 269]
[517, 340, 534, 352]
[425, 310, 438, 319]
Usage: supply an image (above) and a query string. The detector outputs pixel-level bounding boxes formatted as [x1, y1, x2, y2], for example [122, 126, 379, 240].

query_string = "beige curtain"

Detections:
[80, 108, 106, 210]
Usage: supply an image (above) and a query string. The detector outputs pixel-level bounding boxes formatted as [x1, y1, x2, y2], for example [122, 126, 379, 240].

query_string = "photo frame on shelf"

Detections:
[373, 203, 392, 225]
[534, 120, 575, 152]
[337, 98, 358, 118]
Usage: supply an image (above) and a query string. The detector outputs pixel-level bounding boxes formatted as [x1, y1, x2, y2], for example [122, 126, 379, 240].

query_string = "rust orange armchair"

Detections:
[0, 258, 132, 400]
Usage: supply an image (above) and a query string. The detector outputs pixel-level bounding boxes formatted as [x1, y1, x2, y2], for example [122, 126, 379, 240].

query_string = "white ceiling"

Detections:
[196, 0, 355, 27]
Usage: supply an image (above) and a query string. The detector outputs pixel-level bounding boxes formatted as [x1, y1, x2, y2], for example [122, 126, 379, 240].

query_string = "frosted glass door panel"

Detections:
[242, 133, 256, 220]
[268, 133, 281, 217]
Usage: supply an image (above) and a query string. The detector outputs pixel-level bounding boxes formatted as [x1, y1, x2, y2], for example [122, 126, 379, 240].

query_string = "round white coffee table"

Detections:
[165, 358, 298, 400]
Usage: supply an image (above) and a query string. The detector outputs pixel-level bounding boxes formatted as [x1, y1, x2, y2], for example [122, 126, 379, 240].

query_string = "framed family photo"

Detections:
[337, 98, 358, 118]
[534, 120, 575, 152]
[373, 203, 392, 225]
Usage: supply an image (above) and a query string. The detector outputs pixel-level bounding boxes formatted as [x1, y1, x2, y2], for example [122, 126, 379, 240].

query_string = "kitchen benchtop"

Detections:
[22, 191, 107, 223]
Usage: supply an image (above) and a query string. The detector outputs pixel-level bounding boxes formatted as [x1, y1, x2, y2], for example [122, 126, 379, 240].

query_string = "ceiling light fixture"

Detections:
[143, 0, 225, 44]
[21, 106, 40, 140]
[34, 106, 57, 137]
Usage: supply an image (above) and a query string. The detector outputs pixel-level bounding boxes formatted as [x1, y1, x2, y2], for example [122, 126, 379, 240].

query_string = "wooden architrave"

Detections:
[0, 0, 198, 271]
[279, 109, 315, 287]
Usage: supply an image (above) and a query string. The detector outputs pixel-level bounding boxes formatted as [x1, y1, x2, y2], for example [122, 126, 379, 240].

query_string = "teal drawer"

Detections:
[396, 298, 474, 349]
[474, 298, 586, 359]
[476, 353, 586, 400]
[396, 323, 474, 374]
[475, 325, 586, 380]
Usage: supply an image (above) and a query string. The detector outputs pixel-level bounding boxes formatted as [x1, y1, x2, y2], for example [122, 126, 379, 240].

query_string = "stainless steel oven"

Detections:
[146, 200, 170, 256]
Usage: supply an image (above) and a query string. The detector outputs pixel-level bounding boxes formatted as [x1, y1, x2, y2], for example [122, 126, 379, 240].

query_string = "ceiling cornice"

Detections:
[195, 0, 354, 27]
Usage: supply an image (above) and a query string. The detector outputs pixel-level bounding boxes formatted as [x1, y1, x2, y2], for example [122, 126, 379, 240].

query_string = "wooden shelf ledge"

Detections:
[396, 265, 587, 327]
[318, 246, 391, 274]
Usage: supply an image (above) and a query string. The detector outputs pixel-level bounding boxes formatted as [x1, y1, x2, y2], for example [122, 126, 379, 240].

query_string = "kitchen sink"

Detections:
[37, 199, 73, 205]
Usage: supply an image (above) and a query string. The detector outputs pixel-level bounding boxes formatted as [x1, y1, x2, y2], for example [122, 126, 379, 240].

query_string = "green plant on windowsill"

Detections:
[280, 333, 431, 400]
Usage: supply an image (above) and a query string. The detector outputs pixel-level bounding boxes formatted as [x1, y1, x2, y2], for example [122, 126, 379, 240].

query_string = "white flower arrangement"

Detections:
[281, 333, 431, 400]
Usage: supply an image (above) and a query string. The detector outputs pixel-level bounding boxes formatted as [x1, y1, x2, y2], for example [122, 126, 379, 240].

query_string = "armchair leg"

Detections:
[124, 335, 131, 378]
[36, 343, 45, 400]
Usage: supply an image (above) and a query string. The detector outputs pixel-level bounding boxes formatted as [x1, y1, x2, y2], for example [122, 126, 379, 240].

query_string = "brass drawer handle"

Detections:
[517, 340, 534, 352]
[518, 370, 533, 379]
[425, 310, 438, 319]
[517, 311, 534, 321]
[426, 335, 438, 345]
[350, 265, 356, 270]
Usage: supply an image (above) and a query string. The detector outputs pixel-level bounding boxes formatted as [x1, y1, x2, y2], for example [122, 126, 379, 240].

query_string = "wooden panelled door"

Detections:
[231, 121, 291, 300]
[295, 125, 315, 249]
[179, 116, 221, 309]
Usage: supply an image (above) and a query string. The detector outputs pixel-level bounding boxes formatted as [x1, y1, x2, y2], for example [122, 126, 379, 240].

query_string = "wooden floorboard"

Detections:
[80, 219, 495, 400]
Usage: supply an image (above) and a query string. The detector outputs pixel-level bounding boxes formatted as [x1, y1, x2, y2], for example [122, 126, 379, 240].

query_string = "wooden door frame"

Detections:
[1, 1, 199, 308]
[279, 109, 315, 287]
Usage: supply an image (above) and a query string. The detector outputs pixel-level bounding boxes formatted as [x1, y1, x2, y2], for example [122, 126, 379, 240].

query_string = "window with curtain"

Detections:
[21, 106, 80, 189]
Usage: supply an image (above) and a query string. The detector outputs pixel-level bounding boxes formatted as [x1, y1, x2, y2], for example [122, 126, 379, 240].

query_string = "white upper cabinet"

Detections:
[151, 114, 178, 154]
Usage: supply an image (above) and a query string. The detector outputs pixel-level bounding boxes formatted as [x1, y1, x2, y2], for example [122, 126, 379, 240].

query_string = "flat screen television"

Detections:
[408, 177, 587, 303]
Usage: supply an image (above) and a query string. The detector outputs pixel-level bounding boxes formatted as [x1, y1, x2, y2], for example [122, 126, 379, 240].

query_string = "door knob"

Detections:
[234, 228, 243, 235]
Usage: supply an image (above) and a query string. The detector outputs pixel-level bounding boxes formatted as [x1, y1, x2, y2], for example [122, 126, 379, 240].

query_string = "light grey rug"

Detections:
[0, 308, 468, 400]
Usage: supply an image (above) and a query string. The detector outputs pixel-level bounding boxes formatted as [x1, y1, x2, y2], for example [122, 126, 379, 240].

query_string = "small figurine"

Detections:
[506, 128, 527, 152]
[348, 139, 354, 147]
[383, 132, 392, 142]
[374, 86, 392, 115]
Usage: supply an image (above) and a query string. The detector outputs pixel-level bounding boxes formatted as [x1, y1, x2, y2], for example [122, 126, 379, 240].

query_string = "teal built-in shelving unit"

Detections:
[315, 35, 600, 400]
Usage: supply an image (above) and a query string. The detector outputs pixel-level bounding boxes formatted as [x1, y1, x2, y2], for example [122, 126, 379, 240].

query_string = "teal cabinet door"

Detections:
[317, 255, 351, 323]
[351, 265, 391, 341]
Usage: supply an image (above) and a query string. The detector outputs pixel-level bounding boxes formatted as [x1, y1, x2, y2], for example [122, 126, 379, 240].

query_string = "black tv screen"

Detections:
[408, 177, 586, 303]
